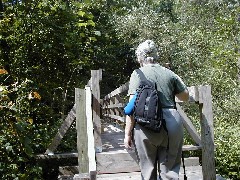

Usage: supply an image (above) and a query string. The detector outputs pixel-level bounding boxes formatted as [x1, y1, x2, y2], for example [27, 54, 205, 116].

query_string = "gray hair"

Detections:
[135, 40, 159, 64]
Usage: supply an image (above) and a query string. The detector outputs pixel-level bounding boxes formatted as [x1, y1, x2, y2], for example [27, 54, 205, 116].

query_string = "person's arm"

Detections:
[173, 73, 189, 102]
[124, 115, 135, 149]
[176, 89, 189, 102]
[124, 95, 135, 149]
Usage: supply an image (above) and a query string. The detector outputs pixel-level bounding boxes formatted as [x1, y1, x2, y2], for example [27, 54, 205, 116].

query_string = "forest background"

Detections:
[0, 0, 239, 179]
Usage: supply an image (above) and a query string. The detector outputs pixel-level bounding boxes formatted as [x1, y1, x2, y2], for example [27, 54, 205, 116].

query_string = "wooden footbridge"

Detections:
[36, 69, 220, 180]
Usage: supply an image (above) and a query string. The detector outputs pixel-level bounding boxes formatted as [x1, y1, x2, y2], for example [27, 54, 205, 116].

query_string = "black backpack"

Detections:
[133, 69, 165, 133]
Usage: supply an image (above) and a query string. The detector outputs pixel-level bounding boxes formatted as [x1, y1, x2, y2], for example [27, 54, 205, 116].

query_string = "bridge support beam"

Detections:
[199, 85, 216, 180]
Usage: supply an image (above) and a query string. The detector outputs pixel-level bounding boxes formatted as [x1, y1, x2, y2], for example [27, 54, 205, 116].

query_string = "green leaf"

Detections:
[78, 11, 85, 17]
[87, 20, 95, 27]
[80, 33, 86, 37]
[77, 22, 87, 27]
[89, 37, 97, 41]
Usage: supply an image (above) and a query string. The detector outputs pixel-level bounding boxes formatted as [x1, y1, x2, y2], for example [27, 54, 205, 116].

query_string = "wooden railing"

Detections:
[102, 83, 216, 180]
[40, 69, 216, 180]
[41, 70, 102, 180]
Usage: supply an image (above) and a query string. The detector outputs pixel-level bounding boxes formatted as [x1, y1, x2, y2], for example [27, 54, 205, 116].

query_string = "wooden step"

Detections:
[58, 159, 202, 180]
[96, 166, 204, 180]
[96, 149, 140, 174]
[58, 156, 200, 176]
[57, 149, 139, 176]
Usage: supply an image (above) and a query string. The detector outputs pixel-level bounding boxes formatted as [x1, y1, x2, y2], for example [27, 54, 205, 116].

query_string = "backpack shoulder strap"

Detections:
[135, 69, 146, 81]
[135, 69, 153, 87]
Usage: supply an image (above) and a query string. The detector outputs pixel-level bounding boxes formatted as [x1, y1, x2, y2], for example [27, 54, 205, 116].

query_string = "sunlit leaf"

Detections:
[28, 119, 33, 124]
[33, 91, 41, 100]
[77, 22, 87, 27]
[87, 20, 95, 27]
[0, 69, 8, 75]
[78, 11, 85, 17]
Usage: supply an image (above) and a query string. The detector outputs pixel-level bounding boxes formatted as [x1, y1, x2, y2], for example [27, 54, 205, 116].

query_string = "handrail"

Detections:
[101, 82, 216, 179]
[41, 69, 216, 180]
[103, 82, 129, 100]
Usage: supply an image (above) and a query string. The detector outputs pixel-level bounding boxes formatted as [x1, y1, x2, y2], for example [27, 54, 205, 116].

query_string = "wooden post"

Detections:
[91, 70, 102, 153]
[114, 96, 119, 116]
[109, 97, 114, 116]
[85, 86, 97, 180]
[198, 85, 216, 180]
[75, 88, 89, 175]
[115, 94, 124, 115]
[74, 87, 96, 180]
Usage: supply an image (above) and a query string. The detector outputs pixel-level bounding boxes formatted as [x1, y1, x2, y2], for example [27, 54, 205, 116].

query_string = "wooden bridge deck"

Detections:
[55, 123, 204, 179]
[97, 123, 204, 180]
[36, 70, 222, 179]
[37, 122, 225, 180]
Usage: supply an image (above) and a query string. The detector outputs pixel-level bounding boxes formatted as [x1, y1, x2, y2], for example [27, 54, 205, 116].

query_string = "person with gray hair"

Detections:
[135, 40, 159, 65]
[124, 40, 189, 180]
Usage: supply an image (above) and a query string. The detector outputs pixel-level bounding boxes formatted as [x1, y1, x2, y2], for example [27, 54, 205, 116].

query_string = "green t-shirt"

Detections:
[128, 64, 187, 108]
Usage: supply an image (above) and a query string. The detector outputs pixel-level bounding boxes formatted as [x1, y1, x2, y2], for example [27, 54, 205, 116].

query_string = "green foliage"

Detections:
[0, 0, 239, 179]
[80, 0, 139, 95]
[0, 0, 97, 178]
[0, 77, 47, 179]
[215, 105, 240, 179]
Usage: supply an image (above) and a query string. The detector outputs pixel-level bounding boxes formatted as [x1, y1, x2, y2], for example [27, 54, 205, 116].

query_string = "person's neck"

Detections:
[142, 62, 158, 67]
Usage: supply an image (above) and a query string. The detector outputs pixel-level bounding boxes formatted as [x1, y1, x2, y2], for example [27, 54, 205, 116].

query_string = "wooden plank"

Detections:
[96, 149, 140, 174]
[182, 145, 202, 151]
[101, 99, 107, 116]
[45, 105, 76, 154]
[198, 85, 216, 180]
[102, 103, 125, 109]
[102, 114, 125, 122]
[104, 82, 129, 100]
[73, 173, 90, 180]
[114, 96, 120, 116]
[187, 86, 199, 102]
[91, 70, 103, 153]
[87, 69, 102, 86]
[101, 132, 124, 151]
[36, 152, 78, 160]
[87, 78, 92, 87]
[85, 86, 97, 178]
[115, 94, 125, 103]
[104, 100, 110, 117]
[109, 97, 115, 116]
[75, 88, 89, 174]
[115, 94, 127, 115]
[176, 103, 202, 145]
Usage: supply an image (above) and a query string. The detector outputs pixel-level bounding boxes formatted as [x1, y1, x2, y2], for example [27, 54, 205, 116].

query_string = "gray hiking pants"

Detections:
[133, 109, 183, 180]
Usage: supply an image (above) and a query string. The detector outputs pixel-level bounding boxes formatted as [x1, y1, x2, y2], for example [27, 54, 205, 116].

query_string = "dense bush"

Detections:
[0, 0, 96, 178]
[0, 74, 48, 179]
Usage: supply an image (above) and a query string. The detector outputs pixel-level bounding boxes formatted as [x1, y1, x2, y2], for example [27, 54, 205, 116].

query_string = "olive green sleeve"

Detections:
[173, 74, 187, 95]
